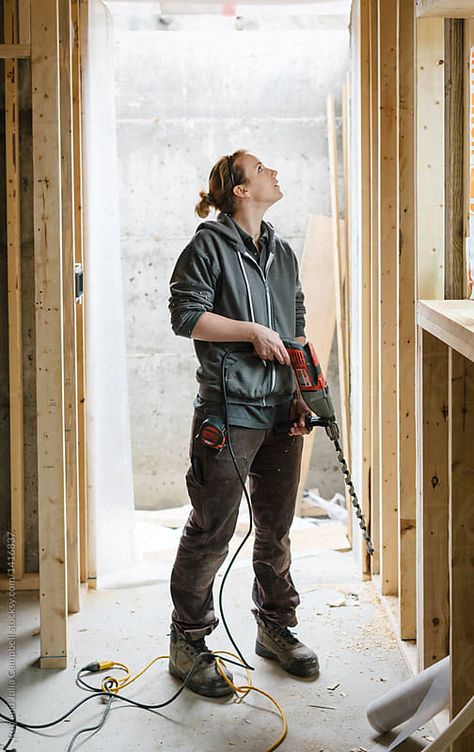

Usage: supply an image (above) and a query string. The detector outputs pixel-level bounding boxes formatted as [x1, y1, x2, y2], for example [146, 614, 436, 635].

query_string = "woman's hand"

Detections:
[250, 324, 291, 365]
[288, 397, 311, 436]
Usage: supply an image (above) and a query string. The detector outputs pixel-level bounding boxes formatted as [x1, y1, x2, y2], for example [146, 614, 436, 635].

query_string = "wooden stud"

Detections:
[377, 0, 399, 595]
[71, 0, 88, 585]
[445, 19, 465, 299]
[296, 215, 337, 511]
[416, 17, 445, 299]
[59, 0, 80, 615]
[463, 20, 474, 298]
[0, 44, 30, 58]
[342, 77, 353, 544]
[417, 329, 450, 669]
[416, 0, 474, 18]
[369, 0, 380, 575]
[398, 0, 417, 640]
[327, 94, 354, 547]
[19, 0, 31, 45]
[449, 349, 474, 751]
[5, 0, 25, 580]
[31, 0, 68, 669]
[0, 573, 39, 590]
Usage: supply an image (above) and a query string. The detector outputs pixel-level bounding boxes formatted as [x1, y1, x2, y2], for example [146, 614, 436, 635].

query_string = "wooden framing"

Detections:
[0, 44, 30, 58]
[417, 328, 450, 669]
[31, 0, 68, 668]
[358, 0, 372, 576]
[416, 17, 445, 300]
[416, 0, 474, 17]
[368, 0, 380, 576]
[417, 301, 474, 748]
[449, 348, 474, 751]
[59, 0, 81, 615]
[327, 94, 353, 535]
[377, 0, 399, 595]
[5, 0, 25, 580]
[398, 0, 417, 639]
[445, 19, 465, 299]
[71, 0, 89, 585]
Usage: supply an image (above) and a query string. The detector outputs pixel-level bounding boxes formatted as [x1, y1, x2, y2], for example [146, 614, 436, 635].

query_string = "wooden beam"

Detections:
[369, 0, 380, 575]
[0, 44, 30, 58]
[417, 0, 474, 18]
[417, 299, 474, 360]
[327, 94, 353, 542]
[445, 19, 465, 299]
[5, 0, 25, 580]
[0, 573, 39, 591]
[417, 329, 450, 669]
[19, 0, 31, 45]
[31, 0, 68, 669]
[378, 0, 399, 595]
[448, 349, 474, 751]
[416, 17, 445, 299]
[296, 215, 336, 511]
[464, 20, 474, 299]
[59, 0, 80, 615]
[342, 75, 353, 544]
[398, 0, 417, 640]
[358, 0, 372, 576]
[71, 0, 89, 585]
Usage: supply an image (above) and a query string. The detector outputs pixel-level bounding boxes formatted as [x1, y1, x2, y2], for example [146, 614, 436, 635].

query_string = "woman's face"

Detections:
[235, 153, 283, 208]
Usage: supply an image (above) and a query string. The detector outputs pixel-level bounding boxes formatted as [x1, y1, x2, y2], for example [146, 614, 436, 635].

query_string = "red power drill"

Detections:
[282, 339, 374, 556]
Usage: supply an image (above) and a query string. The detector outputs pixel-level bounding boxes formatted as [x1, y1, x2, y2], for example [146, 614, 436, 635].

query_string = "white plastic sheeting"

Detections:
[81, 0, 158, 588]
[367, 657, 450, 751]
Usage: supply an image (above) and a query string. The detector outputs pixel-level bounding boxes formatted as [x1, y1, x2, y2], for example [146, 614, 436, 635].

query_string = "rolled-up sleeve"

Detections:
[295, 262, 306, 339]
[168, 236, 219, 338]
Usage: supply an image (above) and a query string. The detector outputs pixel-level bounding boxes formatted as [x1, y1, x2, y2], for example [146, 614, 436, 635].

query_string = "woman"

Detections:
[168, 149, 319, 697]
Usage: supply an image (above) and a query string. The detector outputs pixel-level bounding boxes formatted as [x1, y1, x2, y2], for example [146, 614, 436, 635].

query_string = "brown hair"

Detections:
[195, 149, 248, 218]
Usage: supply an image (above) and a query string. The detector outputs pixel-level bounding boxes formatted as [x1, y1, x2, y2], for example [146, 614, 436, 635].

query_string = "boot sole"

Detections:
[169, 662, 234, 698]
[255, 641, 320, 678]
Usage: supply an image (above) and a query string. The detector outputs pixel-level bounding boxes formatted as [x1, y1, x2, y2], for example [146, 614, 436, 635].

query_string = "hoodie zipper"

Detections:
[241, 250, 276, 397]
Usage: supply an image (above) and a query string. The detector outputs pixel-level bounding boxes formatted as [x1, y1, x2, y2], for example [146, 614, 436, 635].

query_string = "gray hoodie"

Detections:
[169, 212, 306, 407]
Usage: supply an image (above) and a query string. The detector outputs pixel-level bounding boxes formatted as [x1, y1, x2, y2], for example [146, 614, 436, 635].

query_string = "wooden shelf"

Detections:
[417, 300, 474, 362]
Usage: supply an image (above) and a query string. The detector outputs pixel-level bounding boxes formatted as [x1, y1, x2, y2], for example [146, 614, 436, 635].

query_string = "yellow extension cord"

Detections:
[94, 652, 287, 752]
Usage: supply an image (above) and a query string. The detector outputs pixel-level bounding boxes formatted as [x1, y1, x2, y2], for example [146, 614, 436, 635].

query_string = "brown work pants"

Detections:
[170, 415, 304, 640]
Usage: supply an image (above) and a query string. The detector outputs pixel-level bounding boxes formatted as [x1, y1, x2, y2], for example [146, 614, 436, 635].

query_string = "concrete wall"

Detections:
[114, 15, 349, 509]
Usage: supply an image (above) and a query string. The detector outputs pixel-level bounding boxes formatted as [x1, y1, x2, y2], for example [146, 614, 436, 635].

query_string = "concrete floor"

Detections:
[0, 521, 437, 752]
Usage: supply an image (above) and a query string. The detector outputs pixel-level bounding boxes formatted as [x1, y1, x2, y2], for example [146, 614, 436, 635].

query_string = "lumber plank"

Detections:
[448, 349, 474, 751]
[369, 0, 380, 575]
[31, 0, 68, 669]
[398, 0, 417, 640]
[417, 330, 450, 669]
[444, 19, 465, 299]
[0, 573, 39, 590]
[5, 0, 25, 580]
[416, 0, 474, 17]
[378, 0, 399, 595]
[0, 44, 30, 58]
[358, 0, 372, 576]
[71, 0, 89, 585]
[296, 215, 336, 512]
[327, 95, 352, 538]
[416, 17, 445, 299]
[417, 300, 474, 361]
[59, 0, 80, 615]
[19, 0, 31, 44]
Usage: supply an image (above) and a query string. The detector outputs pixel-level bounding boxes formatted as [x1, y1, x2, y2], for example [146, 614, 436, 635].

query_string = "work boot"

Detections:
[253, 609, 319, 678]
[168, 623, 234, 698]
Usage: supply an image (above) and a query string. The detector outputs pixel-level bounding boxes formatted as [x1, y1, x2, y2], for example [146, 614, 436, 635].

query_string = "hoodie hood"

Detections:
[196, 211, 277, 254]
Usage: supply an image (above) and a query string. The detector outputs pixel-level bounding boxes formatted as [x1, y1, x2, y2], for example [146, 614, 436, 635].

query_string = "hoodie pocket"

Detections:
[225, 350, 272, 400]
